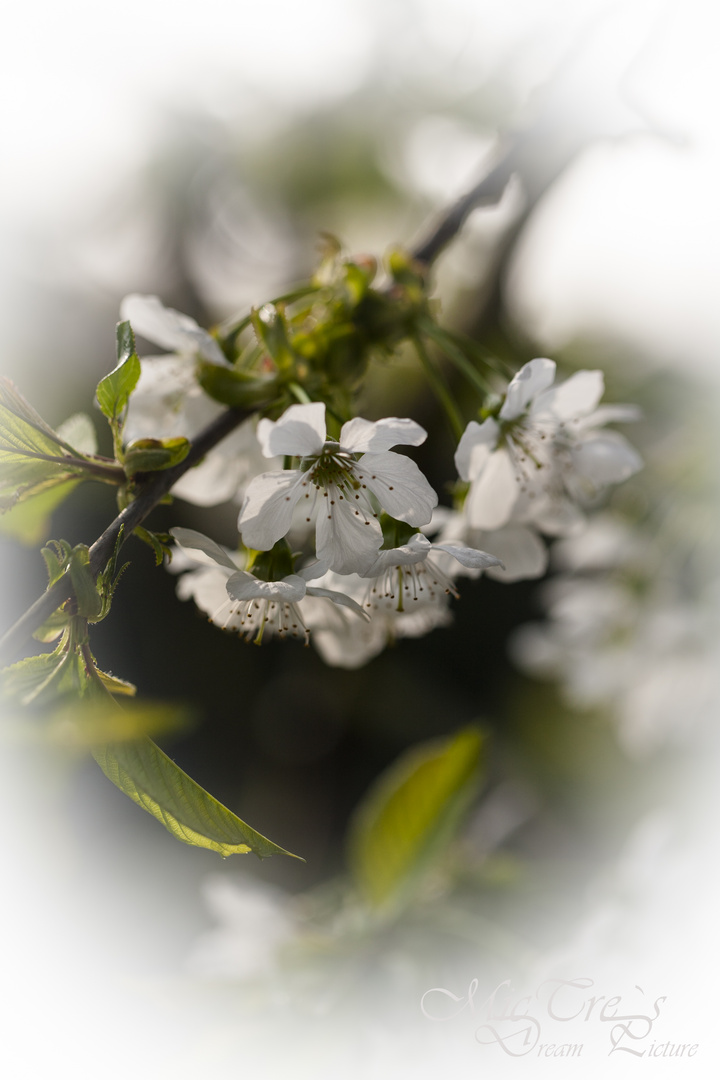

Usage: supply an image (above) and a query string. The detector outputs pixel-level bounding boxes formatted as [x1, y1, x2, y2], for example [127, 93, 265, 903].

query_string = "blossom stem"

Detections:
[418, 320, 495, 398]
[412, 335, 464, 441]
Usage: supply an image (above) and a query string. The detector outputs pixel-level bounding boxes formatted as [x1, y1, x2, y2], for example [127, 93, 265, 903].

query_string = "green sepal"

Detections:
[246, 537, 295, 581]
[32, 607, 71, 643]
[386, 246, 426, 289]
[251, 304, 297, 375]
[197, 361, 280, 409]
[348, 726, 486, 914]
[341, 258, 377, 306]
[123, 437, 190, 475]
[95, 322, 141, 420]
[95, 670, 137, 696]
[133, 526, 173, 566]
[68, 545, 103, 620]
[93, 736, 304, 860]
[41, 538, 74, 587]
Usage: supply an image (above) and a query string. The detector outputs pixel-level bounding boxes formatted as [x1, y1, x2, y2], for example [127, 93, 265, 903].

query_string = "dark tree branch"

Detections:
[410, 139, 522, 267]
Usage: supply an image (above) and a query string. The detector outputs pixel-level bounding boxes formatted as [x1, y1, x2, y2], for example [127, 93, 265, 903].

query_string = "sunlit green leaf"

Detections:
[95, 322, 141, 420]
[93, 737, 303, 860]
[348, 726, 485, 912]
[56, 413, 98, 456]
[0, 380, 109, 529]
[0, 378, 82, 505]
[0, 478, 80, 545]
[1, 698, 187, 753]
[1, 642, 82, 707]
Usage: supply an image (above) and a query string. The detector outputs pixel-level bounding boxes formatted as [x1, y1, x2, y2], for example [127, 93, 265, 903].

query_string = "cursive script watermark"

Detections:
[420, 976, 700, 1060]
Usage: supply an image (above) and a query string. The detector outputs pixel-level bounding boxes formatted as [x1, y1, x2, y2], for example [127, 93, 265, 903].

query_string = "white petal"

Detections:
[238, 470, 304, 550]
[571, 432, 643, 488]
[306, 585, 370, 618]
[454, 418, 499, 481]
[432, 543, 503, 570]
[499, 358, 556, 421]
[226, 571, 307, 603]
[258, 402, 326, 458]
[295, 560, 330, 582]
[532, 370, 604, 421]
[176, 564, 234, 615]
[358, 452, 438, 525]
[363, 534, 432, 576]
[464, 447, 517, 530]
[530, 495, 585, 536]
[315, 499, 383, 575]
[170, 527, 239, 571]
[575, 403, 642, 430]
[170, 449, 244, 507]
[340, 416, 427, 453]
[120, 294, 226, 365]
[480, 525, 548, 582]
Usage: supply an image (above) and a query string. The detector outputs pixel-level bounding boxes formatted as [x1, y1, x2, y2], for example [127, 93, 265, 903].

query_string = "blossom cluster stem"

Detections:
[412, 335, 464, 441]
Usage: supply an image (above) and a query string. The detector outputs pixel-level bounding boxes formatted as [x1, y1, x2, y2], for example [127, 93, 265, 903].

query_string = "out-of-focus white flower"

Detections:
[171, 527, 366, 645]
[187, 875, 297, 981]
[121, 294, 276, 506]
[455, 358, 642, 534]
[238, 402, 438, 575]
[511, 515, 720, 756]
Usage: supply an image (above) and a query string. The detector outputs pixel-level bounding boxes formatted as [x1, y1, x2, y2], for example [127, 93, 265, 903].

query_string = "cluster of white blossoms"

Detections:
[511, 514, 720, 757]
[123, 297, 643, 667]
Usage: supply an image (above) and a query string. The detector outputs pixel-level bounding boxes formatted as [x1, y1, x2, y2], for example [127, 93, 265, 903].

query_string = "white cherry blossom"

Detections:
[302, 569, 454, 669]
[455, 358, 642, 534]
[170, 527, 366, 645]
[238, 402, 438, 575]
[360, 532, 502, 612]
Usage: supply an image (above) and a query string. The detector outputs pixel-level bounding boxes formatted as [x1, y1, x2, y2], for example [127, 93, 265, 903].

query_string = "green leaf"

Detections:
[1, 636, 89, 706]
[0, 381, 111, 530]
[0, 379, 83, 507]
[0, 479, 81, 545]
[2, 648, 69, 706]
[93, 737, 303, 860]
[1, 698, 187, 753]
[123, 437, 190, 474]
[95, 322, 141, 420]
[348, 726, 485, 913]
[56, 413, 98, 456]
